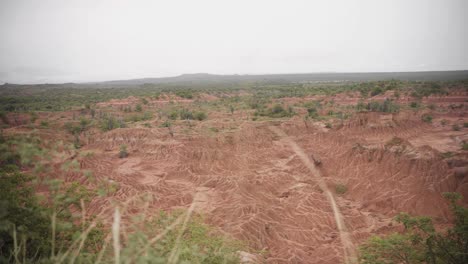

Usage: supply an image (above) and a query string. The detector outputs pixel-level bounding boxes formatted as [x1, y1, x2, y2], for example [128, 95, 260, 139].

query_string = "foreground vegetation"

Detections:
[0, 134, 243, 263]
[359, 193, 468, 264]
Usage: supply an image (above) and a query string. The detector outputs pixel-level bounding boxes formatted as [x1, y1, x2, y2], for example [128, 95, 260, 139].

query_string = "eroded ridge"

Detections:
[268, 125, 357, 264]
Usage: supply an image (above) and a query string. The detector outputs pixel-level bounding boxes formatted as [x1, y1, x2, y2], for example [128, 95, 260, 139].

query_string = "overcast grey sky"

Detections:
[0, 0, 467, 83]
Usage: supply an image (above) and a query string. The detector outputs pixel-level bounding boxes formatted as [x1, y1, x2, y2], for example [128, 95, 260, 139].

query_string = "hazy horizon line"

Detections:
[2, 69, 468, 85]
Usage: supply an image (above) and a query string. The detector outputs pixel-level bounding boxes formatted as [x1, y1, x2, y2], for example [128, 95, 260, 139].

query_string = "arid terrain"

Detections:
[1, 76, 468, 263]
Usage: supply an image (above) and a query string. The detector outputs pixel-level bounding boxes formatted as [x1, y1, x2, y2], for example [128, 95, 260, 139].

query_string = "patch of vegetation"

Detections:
[410, 101, 420, 108]
[39, 120, 49, 128]
[365, 99, 400, 113]
[440, 152, 454, 159]
[1, 134, 242, 263]
[175, 90, 194, 99]
[370, 87, 383, 96]
[119, 144, 128, 158]
[168, 110, 179, 120]
[160, 120, 172, 127]
[421, 114, 433, 123]
[359, 192, 468, 264]
[462, 141, 468, 151]
[335, 183, 347, 195]
[135, 104, 143, 112]
[179, 108, 194, 120]
[100, 115, 125, 131]
[255, 104, 294, 118]
[194, 111, 207, 121]
[452, 124, 460, 131]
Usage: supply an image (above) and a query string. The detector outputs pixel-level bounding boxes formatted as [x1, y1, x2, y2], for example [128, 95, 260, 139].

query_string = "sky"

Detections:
[0, 0, 467, 84]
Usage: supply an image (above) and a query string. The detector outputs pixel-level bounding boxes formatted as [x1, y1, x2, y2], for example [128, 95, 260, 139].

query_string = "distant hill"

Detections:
[3, 71, 468, 87]
[87, 71, 468, 87]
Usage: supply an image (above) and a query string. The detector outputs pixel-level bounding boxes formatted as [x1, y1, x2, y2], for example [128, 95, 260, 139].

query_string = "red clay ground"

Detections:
[3, 91, 468, 263]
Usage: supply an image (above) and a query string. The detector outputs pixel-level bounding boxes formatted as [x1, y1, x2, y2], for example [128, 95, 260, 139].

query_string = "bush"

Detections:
[0, 111, 9, 124]
[0, 165, 51, 261]
[464, 122, 468, 128]
[39, 120, 49, 128]
[307, 107, 318, 118]
[160, 120, 171, 127]
[421, 114, 433, 123]
[135, 104, 143, 112]
[168, 111, 178, 120]
[410, 101, 419, 108]
[255, 104, 294, 118]
[370, 87, 383, 96]
[194, 111, 207, 121]
[119, 145, 128, 158]
[175, 90, 193, 99]
[356, 100, 366, 111]
[366, 99, 399, 113]
[100, 115, 125, 131]
[179, 109, 194, 120]
[453, 124, 461, 131]
[462, 141, 468, 151]
[335, 183, 347, 195]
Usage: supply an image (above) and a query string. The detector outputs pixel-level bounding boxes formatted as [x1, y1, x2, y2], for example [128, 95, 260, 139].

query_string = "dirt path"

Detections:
[268, 126, 358, 264]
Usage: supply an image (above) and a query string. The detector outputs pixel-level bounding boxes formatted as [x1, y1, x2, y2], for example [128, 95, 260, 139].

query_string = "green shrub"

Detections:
[135, 104, 143, 112]
[0, 165, 51, 261]
[356, 100, 366, 111]
[366, 99, 399, 113]
[464, 122, 468, 128]
[0, 111, 9, 124]
[179, 109, 194, 120]
[453, 124, 461, 131]
[307, 107, 318, 118]
[160, 120, 171, 127]
[168, 111, 178, 120]
[39, 120, 49, 128]
[100, 115, 125, 131]
[119, 144, 128, 158]
[335, 183, 347, 195]
[79, 117, 91, 130]
[255, 104, 294, 118]
[441, 152, 453, 158]
[194, 111, 207, 121]
[370, 87, 383, 96]
[410, 101, 419, 108]
[30, 112, 38, 123]
[175, 90, 193, 99]
[462, 141, 468, 151]
[421, 114, 433, 123]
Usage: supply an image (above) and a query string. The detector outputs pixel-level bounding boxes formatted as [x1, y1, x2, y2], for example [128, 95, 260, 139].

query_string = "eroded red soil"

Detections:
[4, 92, 468, 263]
